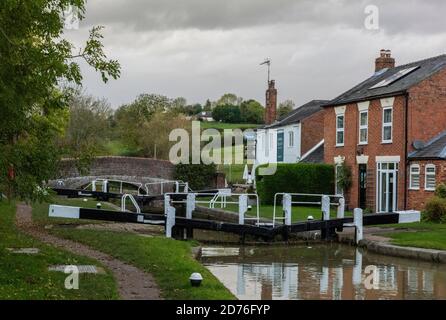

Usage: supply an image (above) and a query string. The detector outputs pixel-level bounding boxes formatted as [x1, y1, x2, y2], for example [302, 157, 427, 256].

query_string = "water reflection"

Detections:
[201, 245, 446, 300]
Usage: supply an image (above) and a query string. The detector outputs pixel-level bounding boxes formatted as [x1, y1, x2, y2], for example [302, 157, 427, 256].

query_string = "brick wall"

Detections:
[301, 110, 325, 155]
[57, 156, 175, 180]
[408, 67, 446, 152]
[407, 160, 446, 210]
[324, 95, 407, 211]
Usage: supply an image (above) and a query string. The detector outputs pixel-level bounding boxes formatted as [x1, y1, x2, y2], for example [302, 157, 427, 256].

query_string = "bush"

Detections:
[435, 183, 446, 199]
[423, 196, 446, 223]
[256, 163, 335, 205]
[174, 163, 217, 191]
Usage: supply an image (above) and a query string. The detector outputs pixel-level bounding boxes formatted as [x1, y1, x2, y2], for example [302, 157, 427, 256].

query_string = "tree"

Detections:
[136, 111, 191, 160]
[212, 104, 242, 123]
[58, 89, 112, 173]
[0, 1, 120, 201]
[217, 93, 242, 106]
[240, 100, 264, 124]
[277, 100, 295, 119]
[203, 99, 212, 111]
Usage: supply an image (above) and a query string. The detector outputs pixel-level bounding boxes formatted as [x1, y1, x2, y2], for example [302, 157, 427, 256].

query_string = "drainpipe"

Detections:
[404, 92, 410, 210]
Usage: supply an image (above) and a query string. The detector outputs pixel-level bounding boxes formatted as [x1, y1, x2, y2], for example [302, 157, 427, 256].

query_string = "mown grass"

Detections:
[34, 199, 235, 300]
[0, 201, 118, 300]
[52, 228, 235, 300]
[380, 221, 446, 251]
[204, 198, 351, 223]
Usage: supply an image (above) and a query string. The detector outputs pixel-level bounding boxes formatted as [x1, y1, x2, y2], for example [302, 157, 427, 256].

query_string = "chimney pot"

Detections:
[375, 49, 395, 72]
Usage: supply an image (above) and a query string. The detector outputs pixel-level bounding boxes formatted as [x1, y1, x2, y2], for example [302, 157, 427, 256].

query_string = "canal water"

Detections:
[200, 244, 446, 300]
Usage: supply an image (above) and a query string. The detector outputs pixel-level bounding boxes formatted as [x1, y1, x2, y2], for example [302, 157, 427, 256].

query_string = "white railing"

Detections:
[121, 193, 141, 213]
[163, 192, 261, 237]
[272, 193, 345, 227]
[144, 180, 192, 195]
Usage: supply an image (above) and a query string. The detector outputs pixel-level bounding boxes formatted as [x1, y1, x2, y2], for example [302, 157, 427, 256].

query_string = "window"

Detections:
[359, 111, 368, 144]
[370, 66, 420, 89]
[289, 130, 294, 147]
[336, 115, 345, 146]
[409, 164, 420, 190]
[425, 165, 436, 191]
[382, 107, 393, 143]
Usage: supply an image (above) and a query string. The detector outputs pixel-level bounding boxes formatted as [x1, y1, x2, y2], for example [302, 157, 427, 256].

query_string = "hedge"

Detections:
[174, 163, 217, 191]
[256, 163, 335, 204]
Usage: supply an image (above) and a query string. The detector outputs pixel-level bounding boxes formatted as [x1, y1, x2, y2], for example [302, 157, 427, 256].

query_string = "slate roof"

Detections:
[324, 54, 446, 107]
[301, 142, 324, 164]
[263, 100, 329, 129]
[409, 131, 446, 160]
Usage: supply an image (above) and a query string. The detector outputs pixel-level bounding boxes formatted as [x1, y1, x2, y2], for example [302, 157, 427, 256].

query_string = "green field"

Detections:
[200, 122, 259, 130]
[0, 201, 118, 300]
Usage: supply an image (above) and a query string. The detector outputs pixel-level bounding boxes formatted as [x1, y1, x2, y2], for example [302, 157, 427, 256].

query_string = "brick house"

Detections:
[323, 50, 446, 212]
[256, 80, 327, 165]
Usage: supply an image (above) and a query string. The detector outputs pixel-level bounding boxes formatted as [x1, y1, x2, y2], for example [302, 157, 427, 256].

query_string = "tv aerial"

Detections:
[260, 58, 271, 84]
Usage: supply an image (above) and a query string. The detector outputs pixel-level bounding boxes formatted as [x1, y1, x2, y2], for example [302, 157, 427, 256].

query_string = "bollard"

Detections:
[321, 195, 330, 221]
[102, 180, 108, 193]
[283, 193, 292, 226]
[175, 181, 180, 193]
[353, 208, 364, 244]
[92, 180, 97, 192]
[239, 194, 248, 225]
[337, 197, 345, 219]
[186, 193, 195, 220]
[164, 195, 176, 238]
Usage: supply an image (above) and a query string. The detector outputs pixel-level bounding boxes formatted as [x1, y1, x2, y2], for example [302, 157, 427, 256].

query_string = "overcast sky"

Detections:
[65, 0, 446, 108]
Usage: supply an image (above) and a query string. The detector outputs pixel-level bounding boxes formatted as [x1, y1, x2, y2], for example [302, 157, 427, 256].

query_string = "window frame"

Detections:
[409, 164, 420, 190]
[425, 164, 436, 191]
[359, 110, 368, 145]
[336, 114, 345, 147]
[382, 107, 393, 143]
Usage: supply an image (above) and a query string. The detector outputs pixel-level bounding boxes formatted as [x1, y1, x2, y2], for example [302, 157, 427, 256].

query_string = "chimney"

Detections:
[264, 80, 277, 125]
[375, 49, 395, 72]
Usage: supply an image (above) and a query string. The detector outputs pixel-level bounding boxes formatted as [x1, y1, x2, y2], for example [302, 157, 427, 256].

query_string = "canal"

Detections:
[200, 244, 446, 300]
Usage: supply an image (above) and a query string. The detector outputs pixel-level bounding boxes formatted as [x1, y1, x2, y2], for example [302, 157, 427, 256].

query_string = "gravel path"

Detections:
[15, 203, 161, 300]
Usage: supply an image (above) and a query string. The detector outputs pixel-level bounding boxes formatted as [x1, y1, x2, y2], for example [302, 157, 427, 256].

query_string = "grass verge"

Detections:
[380, 222, 446, 251]
[0, 201, 118, 300]
[33, 199, 235, 300]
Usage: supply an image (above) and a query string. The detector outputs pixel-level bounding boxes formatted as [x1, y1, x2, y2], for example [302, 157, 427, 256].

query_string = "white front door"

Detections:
[377, 162, 398, 213]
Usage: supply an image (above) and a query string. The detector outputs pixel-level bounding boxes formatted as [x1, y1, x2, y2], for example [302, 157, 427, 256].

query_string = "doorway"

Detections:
[377, 162, 398, 213]
[359, 164, 367, 209]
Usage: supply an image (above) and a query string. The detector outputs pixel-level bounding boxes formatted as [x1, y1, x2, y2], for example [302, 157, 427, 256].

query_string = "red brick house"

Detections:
[324, 50, 446, 212]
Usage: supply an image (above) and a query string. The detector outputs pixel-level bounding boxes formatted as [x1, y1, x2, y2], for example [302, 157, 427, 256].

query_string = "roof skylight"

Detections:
[369, 66, 420, 89]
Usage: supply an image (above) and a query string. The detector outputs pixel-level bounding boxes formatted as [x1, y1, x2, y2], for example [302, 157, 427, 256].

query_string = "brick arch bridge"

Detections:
[48, 156, 175, 192]
[48, 156, 225, 192]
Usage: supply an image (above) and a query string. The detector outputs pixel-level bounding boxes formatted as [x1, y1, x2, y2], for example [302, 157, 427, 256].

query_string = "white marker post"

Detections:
[239, 194, 248, 225]
[337, 197, 345, 219]
[164, 195, 176, 238]
[353, 208, 364, 244]
[283, 193, 292, 226]
[321, 195, 330, 221]
[186, 193, 195, 220]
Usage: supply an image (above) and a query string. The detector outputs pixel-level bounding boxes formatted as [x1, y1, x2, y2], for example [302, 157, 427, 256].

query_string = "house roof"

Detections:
[301, 142, 324, 164]
[324, 54, 446, 107]
[409, 131, 446, 160]
[263, 100, 329, 129]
